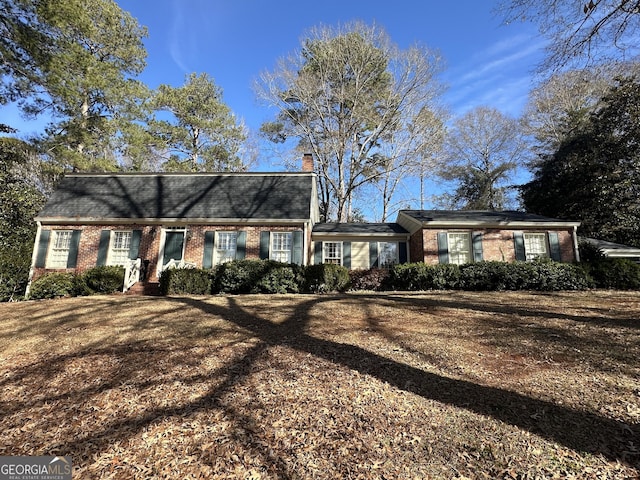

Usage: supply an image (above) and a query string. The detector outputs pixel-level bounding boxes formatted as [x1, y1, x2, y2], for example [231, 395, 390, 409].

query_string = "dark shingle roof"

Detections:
[37, 173, 315, 221]
[312, 223, 408, 234]
[400, 210, 579, 225]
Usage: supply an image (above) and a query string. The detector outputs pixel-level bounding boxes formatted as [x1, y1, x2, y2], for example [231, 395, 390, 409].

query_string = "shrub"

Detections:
[254, 262, 303, 294]
[28, 272, 88, 300]
[582, 257, 640, 290]
[83, 266, 125, 294]
[458, 260, 592, 291]
[159, 267, 212, 295]
[386, 263, 460, 291]
[212, 260, 304, 294]
[348, 268, 390, 291]
[303, 263, 350, 293]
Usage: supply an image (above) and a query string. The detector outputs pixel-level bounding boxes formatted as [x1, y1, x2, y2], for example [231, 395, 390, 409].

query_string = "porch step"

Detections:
[126, 282, 161, 296]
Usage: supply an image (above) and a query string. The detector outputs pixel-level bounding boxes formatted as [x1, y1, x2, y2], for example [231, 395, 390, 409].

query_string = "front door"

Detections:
[163, 230, 185, 267]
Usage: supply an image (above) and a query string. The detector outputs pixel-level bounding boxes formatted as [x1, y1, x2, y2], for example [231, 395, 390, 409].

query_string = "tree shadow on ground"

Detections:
[2, 294, 638, 475]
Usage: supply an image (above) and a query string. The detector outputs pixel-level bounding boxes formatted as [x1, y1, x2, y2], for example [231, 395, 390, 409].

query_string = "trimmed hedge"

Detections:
[159, 267, 212, 295]
[386, 263, 461, 291]
[384, 260, 592, 292]
[212, 260, 304, 294]
[28, 272, 89, 299]
[303, 263, 350, 293]
[83, 266, 125, 294]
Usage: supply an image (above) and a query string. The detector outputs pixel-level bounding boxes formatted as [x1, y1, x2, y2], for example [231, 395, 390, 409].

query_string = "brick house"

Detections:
[28, 169, 582, 292]
[30, 172, 318, 287]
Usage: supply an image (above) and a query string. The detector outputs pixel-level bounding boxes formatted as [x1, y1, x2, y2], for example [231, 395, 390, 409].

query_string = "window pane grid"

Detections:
[379, 242, 398, 268]
[323, 242, 342, 265]
[48, 231, 72, 268]
[271, 232, 292, 263]
[524, 233, 548, 261]
[109, 231, 132, 266]
[448, 233, 470, 265]
[215, 232, 237, 264]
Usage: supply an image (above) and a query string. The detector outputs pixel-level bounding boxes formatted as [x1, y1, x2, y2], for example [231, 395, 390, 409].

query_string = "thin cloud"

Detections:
[445, 33, 546, 116]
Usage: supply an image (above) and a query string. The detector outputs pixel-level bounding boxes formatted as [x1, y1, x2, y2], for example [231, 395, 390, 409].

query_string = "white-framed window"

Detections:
[448, 233, 471, 265]
[524, 233, 548, 261]
[323, 241, 342, 265]
[271, 232, 292, 263]
[215, 232, 237, 265]
[379, 242, 399, 268]
[47, 230, 73, 268]
[108, 231, 132, 266]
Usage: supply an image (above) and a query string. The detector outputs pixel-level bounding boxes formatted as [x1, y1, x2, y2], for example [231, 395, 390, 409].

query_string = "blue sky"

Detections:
[6, 0, 545, 137]
[5, 0, 546, 214]
[117, 0, 545, 125]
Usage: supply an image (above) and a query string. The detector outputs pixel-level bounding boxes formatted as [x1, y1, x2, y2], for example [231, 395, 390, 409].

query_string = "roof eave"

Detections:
[35, 217, 313, 225]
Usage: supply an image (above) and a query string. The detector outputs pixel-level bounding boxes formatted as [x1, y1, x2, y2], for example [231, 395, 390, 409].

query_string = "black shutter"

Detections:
[129, 230, 142, 259]
[514, 232, 526, 261]
[472, 232, 484, 263]
[259, 232, 270, 260]
[203, 231, 215, 269]
[399, 241, 408, 264]
[66, 230, 82, 268]
[548, 232, 561, 261]
[35, 230, 50, 268]
[437, 232, 449, 264]
[369, 242, 379, 268]
[342, 242, 351, 269]
[236, 231, 246, 260]
[314, 242, 323, 264]
[96, 230, 111, 266]
[292, 231, 303, 265]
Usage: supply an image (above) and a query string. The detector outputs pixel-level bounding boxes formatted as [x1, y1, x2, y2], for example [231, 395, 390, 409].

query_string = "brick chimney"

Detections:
[302, 153, 314, 172]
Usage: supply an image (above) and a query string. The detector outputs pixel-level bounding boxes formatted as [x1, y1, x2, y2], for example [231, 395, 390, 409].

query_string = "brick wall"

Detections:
[416, 228, 577, 264]
[31, 223, 307, 283]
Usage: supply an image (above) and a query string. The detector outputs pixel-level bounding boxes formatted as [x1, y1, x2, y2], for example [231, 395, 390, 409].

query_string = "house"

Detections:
[30, 172, 318, 286]
[396, 210, 581, 264]
[28, 166, 582, 292]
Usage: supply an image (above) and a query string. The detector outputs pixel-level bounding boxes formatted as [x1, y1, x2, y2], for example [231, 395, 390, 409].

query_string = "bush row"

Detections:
[159, 260, 351, 295]
[28, 256, 640, 299]
[28, 266, 125, 300]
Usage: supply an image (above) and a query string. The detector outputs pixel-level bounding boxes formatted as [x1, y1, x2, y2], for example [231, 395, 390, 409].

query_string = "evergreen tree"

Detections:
[521, 77, 640, 246]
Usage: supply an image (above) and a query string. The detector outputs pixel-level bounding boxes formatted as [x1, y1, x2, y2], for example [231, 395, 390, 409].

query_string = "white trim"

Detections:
[106, 230, 133, 266]
[213, 231, 238, 265]
[157, 227, 187, 277]
[25, 221, 43, 298]
[322, 241, 343, 266]
[35, 217, 311, 225]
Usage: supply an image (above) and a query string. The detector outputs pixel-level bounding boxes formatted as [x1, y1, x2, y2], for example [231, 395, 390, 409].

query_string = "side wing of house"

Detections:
[397, 210, 581, 265]
[311, 223, 410, 269]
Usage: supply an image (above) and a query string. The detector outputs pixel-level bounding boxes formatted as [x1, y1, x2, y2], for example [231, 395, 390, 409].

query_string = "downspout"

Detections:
[24, 221, 43, 299]
[572, 225, 581, 263]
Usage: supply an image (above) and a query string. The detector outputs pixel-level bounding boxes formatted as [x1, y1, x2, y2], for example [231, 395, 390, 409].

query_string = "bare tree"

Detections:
[437, 107, 526, 211]
[522, 62, 640, 156]
[255, 22, 444, 222]
[498, 0, 640, 71]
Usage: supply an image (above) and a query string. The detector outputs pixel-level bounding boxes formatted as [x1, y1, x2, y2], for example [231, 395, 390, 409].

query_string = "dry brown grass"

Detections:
[0, 291, 639, 479]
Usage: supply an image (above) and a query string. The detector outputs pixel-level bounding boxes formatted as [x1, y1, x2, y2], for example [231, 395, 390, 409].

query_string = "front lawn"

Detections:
[0, 291, 638, 478]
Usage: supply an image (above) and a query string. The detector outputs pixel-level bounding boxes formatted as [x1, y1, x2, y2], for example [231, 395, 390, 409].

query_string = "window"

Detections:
[447, 233, 471, 265]
[215, 232, 237, 264]
[271, 232, 292, 263]
[47, 230, 73, 268]
[108, 231, 132, 266]
[524, 233, 548, 260]
[378, 242, 398, 267]
[323, 242, 342, 265]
